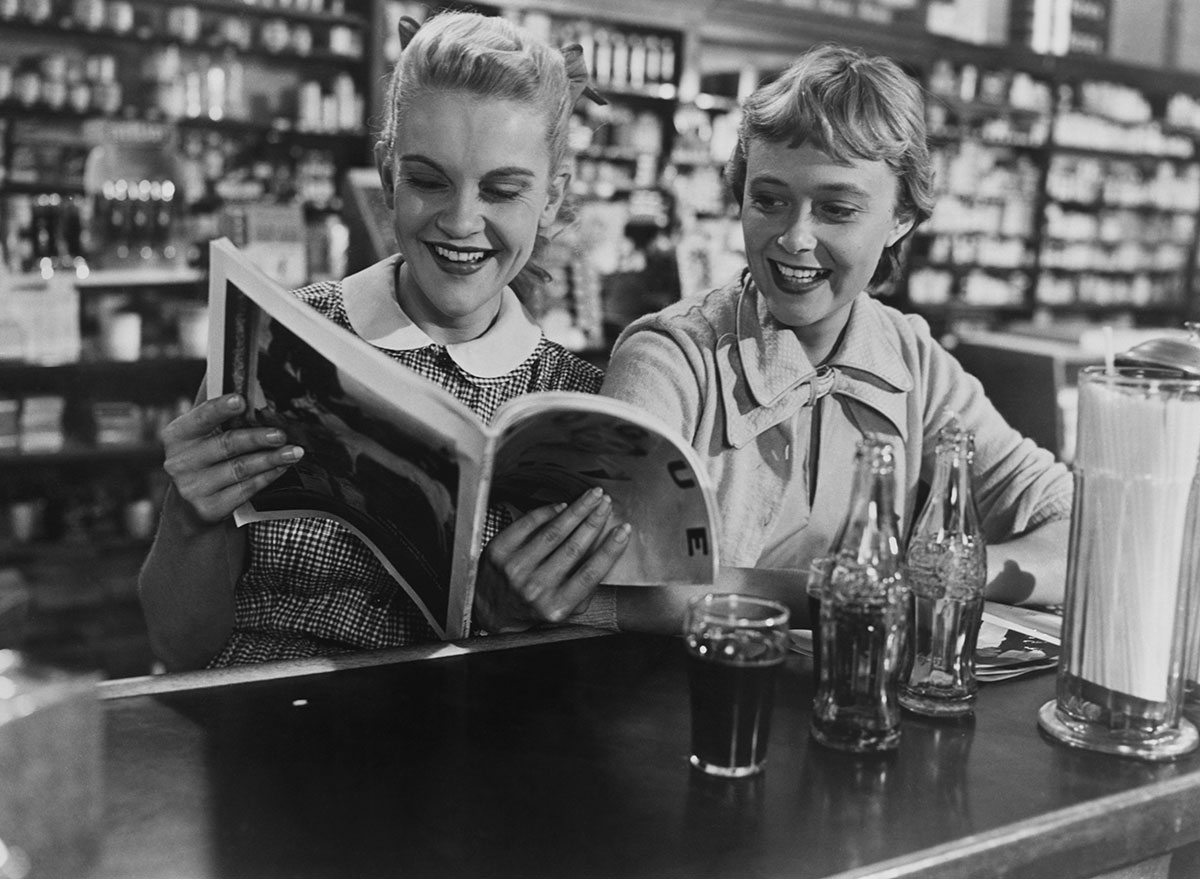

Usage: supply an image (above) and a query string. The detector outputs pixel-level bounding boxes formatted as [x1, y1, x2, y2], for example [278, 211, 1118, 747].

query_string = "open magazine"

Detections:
[206, 239, 719, 640]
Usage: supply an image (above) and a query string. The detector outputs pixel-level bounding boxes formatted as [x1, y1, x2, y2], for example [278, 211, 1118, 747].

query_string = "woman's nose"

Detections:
[436, 193, 485, 238]
[776, 211, 817, 254]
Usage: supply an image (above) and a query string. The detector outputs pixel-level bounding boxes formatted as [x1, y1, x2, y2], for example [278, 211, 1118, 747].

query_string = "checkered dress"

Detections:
[207, 280, 603, 667]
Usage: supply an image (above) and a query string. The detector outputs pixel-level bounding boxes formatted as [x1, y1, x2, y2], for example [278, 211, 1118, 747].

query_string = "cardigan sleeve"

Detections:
[915, 327, 1074, 542]
[601, 319, 707, 445]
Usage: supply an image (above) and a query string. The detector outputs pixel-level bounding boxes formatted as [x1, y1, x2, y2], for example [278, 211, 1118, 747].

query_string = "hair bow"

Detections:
[397, 15, 421, 51]
[561, 44, 608, 107]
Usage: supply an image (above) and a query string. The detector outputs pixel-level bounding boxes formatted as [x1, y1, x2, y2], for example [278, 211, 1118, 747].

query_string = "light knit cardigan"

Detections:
[601, 273, 1074, 569]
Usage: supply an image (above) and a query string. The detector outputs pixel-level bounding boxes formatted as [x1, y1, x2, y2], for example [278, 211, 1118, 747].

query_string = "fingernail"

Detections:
[613, 523, 631, 543]
[226, 394, 242, 409]
[282, 446, 304, 461]
[554, 502, 568, 513]
[267, 430, 286, 443]
[588, 486, 604, 500]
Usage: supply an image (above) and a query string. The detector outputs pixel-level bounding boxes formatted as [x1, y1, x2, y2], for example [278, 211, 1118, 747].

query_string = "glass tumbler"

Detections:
[684, 593, 790, 777]
[1038, 367, 1200, 761]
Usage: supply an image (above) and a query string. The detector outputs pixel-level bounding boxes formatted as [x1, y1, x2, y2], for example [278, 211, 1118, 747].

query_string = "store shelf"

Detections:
[168, 0, 367, 27]
[0, 357, 204, 390]
[1048, 142, 1197, 162]
[1, 266, 205, 289]
[0, 19, 365, 65]
[0, 443, 168, 469]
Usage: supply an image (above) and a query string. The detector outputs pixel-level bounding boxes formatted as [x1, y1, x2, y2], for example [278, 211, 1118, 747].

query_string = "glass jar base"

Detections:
[1037, 700, 1200, 762]
[810, 723, 900, 754]
[688, 755, 765, 778]
[900, 691, 975, 717]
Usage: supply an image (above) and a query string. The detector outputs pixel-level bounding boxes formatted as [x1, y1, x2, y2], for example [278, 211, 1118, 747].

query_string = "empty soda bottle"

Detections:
[810, 436, 907, 754]
[900, 422, 987, 717]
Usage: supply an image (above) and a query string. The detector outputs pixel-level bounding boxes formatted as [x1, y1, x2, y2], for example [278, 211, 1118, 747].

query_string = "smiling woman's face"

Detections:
[377, 90, 566, 345]
[741, 140, 913, 357]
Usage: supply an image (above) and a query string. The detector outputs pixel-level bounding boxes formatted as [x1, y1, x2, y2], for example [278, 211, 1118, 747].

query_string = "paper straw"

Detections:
[1102, 325, 1115, 375]
[1072, 376, 1200, 701]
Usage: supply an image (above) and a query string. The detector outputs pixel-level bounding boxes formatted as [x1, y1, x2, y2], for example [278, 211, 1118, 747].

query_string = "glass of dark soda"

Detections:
[684, 593, 790, 777]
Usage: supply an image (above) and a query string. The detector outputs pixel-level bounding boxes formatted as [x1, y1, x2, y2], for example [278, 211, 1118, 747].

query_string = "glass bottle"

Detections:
[811, 436, 908, 753]
[900, 423, 987, 717]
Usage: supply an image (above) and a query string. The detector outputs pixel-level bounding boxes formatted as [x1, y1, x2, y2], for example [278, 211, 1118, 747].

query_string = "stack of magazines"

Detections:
[974, 602, 1061, 682]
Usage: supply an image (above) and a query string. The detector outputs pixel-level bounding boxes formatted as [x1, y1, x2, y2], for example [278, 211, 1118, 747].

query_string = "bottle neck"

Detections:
[838, 460, 901, 570]
[917, 447, 979, 539]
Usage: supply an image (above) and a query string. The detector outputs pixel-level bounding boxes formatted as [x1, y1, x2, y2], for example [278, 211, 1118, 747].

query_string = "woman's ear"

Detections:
[374, 142, 395, 200]
[886, 214, 915, 248]
[539, 170, 571, 229]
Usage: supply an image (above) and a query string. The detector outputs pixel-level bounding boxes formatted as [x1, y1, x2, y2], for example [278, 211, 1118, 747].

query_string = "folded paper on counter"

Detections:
[789, 602, 1062, 681]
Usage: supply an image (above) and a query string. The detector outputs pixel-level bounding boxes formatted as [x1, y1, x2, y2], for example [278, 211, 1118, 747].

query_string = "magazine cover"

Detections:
[207, 238, 488, 638]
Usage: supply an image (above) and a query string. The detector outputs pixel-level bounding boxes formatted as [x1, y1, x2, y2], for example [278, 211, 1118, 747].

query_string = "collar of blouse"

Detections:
[718, 274, 915, 449]
[339, 254, 543, 378]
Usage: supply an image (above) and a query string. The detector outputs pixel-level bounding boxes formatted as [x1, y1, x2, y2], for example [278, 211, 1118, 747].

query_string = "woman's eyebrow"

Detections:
[749, 173, 873, 200]
[482, 166, 537, 179]
[397, 153, 441, 169]
[397, 155, 536, 181]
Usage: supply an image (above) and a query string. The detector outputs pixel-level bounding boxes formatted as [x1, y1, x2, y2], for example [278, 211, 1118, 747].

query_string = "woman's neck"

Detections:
[394, 261, 503, 345]
[792, 303, 853, 367]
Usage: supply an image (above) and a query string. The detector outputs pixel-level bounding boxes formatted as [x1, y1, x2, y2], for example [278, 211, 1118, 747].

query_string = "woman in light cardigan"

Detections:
[599, 44, 1072, 632]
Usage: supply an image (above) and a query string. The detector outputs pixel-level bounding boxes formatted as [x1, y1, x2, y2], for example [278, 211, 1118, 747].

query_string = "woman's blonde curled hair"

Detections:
[377, 11, 586, 298]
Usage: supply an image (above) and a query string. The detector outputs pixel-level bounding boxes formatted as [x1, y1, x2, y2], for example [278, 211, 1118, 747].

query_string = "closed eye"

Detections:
[817, 202, 860, 222]
[747, 191, 787, 212]
[482, 185, 526, 203]
[400, 172, 446, 192]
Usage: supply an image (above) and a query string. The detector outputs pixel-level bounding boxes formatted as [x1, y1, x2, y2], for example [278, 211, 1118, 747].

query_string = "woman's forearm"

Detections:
[612, 514, 1069, 638]
[614, 566, 810, 634]
[137, 485, 245, 671]
[984, 518, 1070, 607]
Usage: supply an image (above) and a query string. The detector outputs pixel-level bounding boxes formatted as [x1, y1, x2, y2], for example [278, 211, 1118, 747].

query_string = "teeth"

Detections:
[434, 245, 487, 263]
[777, 263, 824, 282]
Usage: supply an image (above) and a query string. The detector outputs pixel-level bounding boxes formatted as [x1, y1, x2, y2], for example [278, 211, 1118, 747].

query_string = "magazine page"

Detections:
[980, 601, 1062, 644]
[206, 238, 489, 639]
[975, 602, 1061, 682]
[488, 392, 719, 586]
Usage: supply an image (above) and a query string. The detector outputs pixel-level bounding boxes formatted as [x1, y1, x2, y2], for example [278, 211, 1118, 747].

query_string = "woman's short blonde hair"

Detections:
[725, 43, 936, 289]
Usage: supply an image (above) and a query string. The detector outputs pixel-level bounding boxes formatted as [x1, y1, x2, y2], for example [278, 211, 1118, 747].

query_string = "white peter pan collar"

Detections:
[340, 255, 543, 378]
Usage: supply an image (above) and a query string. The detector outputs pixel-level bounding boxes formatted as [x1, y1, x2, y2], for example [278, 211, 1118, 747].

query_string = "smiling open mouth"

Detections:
[770, 260, 830, 288]
[429, 243, 495, 265]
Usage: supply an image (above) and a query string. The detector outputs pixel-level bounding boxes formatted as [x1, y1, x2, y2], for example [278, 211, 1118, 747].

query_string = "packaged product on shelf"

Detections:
[0, 273, 81, 364]
[0, 399, 18, 452]
[17, 395, 65, 453]
[91, 401, 144, 447]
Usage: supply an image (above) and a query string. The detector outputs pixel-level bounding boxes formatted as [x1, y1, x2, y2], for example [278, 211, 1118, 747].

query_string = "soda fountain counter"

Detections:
[70, 628, 1200, 879]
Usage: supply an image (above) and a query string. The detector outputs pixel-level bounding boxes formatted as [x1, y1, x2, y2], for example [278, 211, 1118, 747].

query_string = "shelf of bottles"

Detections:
[0, 0, 370, 284]
[907, 60, 1053, 315]
[667, 68, 744, 298]
[1038, 79, 1199, 313]
[904, 58, 1200, 329]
